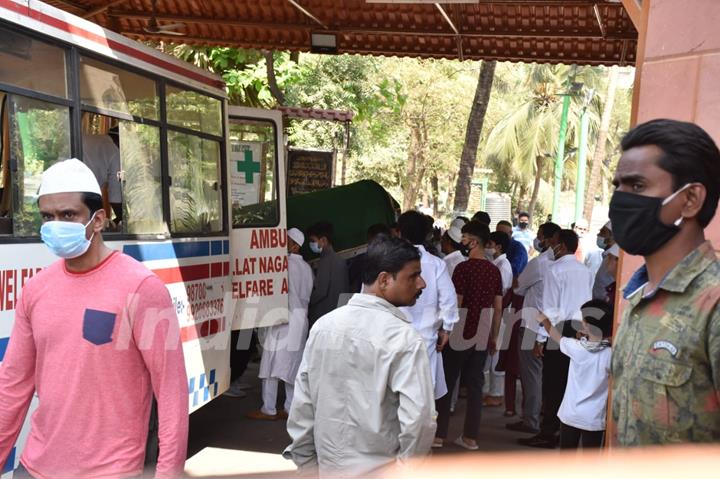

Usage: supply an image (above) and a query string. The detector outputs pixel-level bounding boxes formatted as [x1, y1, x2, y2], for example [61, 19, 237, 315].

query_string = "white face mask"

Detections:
[309, 241, 322, 254]
[484, 248, 496, 259]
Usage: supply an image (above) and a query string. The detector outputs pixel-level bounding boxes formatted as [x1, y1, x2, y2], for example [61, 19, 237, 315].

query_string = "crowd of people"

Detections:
[278, 119, 720, 476]
[0, 119, 718, 479]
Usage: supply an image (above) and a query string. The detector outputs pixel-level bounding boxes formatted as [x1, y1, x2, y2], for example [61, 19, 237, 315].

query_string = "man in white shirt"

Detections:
[284, 236, 436, 478]
[486, 231, 513, 294]
[483, 231, 514, 406]
[249, 228, 313, 420]
[508, 222, 561, 434]
[441, 217, 467, 277]
[82, 133, 123, 225]
[398, 211, 459, 400]
[519, 229, 593, 449]
[592, 221, 616, 299]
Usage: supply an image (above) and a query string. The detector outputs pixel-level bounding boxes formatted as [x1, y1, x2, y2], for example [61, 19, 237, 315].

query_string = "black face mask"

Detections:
[460, 241, 473, 257]
[608, 186, 688, 256]
[519, 222, 529, 230]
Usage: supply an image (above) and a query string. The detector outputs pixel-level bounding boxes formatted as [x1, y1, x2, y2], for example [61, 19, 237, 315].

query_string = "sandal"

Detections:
[504, 410, 516, 417]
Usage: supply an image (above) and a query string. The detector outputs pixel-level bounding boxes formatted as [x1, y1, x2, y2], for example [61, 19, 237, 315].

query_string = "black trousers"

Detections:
[436, 346, 488, 440]
[230, 329, 257, 382]
[538, 325, 574, 439]
[559, 423, 605, 449]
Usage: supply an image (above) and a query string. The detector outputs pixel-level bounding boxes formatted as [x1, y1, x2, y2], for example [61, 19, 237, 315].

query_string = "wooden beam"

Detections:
[121, 29, 633, 66]
[286, 0, 328, 29]
[50, 0, 88, 13]
[621, 0, 643, 29]
[110, 11, 636, 40]
[84, 0, 127, 19]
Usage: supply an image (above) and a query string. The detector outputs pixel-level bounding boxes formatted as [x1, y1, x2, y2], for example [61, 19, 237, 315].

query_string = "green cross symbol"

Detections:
[236, 149, 261, 183]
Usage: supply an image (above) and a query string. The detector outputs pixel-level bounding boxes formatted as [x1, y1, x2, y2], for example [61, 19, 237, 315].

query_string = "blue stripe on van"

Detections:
[123, 241, 214, 262]
[0, 337, 9, 362]
[211, 241, 223, 256]
[2, 447, 14, 474]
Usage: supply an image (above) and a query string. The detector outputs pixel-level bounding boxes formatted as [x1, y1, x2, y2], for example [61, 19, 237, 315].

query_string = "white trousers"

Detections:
[261, 378, 294, 415]
[484, 352, 505, 397]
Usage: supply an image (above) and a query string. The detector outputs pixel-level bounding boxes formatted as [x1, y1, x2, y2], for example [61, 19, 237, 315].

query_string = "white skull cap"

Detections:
[447, 217, 467, 243]
[603, 220, 612, 232]
[38, 158, 102, 197]
[288, 227, 305, 247]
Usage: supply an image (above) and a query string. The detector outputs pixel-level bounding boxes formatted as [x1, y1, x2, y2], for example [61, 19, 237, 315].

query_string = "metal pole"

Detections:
[575, 105, 589, 224]
[480, 176, 489, 210]
[552, 94, 571, 220]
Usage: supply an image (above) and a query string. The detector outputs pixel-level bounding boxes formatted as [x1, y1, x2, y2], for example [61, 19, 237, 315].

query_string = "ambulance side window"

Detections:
[9, 95, 71, 237]
[0, 27, 70, 237]
[228, 119, 278, 228]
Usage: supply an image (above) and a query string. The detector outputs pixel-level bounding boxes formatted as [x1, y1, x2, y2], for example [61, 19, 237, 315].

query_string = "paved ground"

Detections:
[186, 362, 551, 477]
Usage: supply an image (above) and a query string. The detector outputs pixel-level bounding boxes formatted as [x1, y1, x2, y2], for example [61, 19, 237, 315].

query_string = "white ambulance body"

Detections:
[0, 1, 288, 475]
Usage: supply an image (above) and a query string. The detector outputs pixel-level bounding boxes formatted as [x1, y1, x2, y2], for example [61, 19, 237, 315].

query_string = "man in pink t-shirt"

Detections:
[0, 159, 188, 478]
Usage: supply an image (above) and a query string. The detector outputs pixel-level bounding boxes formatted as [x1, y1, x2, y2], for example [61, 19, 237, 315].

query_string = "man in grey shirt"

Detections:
[307, 221, 350, 328]
[284, 236, 436, 478]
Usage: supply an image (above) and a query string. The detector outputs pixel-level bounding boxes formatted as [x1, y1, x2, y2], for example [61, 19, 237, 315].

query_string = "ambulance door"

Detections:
[226, 107, 289, 330]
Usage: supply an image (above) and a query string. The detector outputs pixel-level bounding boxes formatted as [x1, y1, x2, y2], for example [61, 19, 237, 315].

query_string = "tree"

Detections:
[452, 60, 496, 213]
[484, 64, 602, 223]
[583, 66, 619, 221]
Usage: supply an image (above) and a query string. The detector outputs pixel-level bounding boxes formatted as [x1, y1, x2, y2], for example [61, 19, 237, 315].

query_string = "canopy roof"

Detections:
[48, 0, 637, 66]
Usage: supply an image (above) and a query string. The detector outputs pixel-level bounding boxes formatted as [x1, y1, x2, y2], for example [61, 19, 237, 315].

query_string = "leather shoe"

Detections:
[517, 435, 556, 449]
[506, 421, 540, 434]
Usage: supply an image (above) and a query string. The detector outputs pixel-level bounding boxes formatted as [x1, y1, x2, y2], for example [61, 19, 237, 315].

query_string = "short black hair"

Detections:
[488, 231, 510, 254]
[82, 192, 104, 216]
[518, 212, 530, 220]
[362, 236, 420, 285]
[496, 220, 513, 229]
[307, 221, 334, 244]
[557, 229, 579, 253]
[367, 223, 391, 241]
[581, 299, 614, 338]
[398, 210, 430, 244]
[538, 222, 561, 239]
[621, 119, 720, 227]
[461, 220, 490, 246]
[472, 211, 491, 225]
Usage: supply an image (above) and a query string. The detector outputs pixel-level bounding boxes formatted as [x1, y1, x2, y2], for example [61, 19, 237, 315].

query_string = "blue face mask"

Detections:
[309, 241, 322, 254]
[40, 212, 97, 259]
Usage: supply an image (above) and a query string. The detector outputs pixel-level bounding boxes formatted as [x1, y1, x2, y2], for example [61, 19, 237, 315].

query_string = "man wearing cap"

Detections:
[249, 228, 313, 420]
[0, 159, 188, 478]
[441, 217, 467, 277]
[592, 221, 617, 300]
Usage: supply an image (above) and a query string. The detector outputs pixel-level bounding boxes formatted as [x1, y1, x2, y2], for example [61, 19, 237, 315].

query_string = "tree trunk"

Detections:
[527, 156, 544, 225]
[583, 66, 619, 221]
[263, 50, 286, 106]
[452, 60, 497, 213]
[402, 125, 426, 211]
[431, 174, 440, 216]
[517, 183, 529, 214]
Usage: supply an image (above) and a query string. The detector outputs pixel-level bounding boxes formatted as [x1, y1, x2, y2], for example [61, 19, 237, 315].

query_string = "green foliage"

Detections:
[166, 43, 632, 221]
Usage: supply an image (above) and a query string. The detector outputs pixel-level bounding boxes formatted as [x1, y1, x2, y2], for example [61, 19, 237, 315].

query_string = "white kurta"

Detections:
[443, 250, 466, 278]
[400, 245, 459, 399]
[492, 254, 513, 295]
[259, 253, 314, 384]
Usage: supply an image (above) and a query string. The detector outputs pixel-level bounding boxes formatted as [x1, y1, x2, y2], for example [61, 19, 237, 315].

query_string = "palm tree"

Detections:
[583, 66, 619, 222]
[483, 64, 602, 223]
[453, 60, 497, 213]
